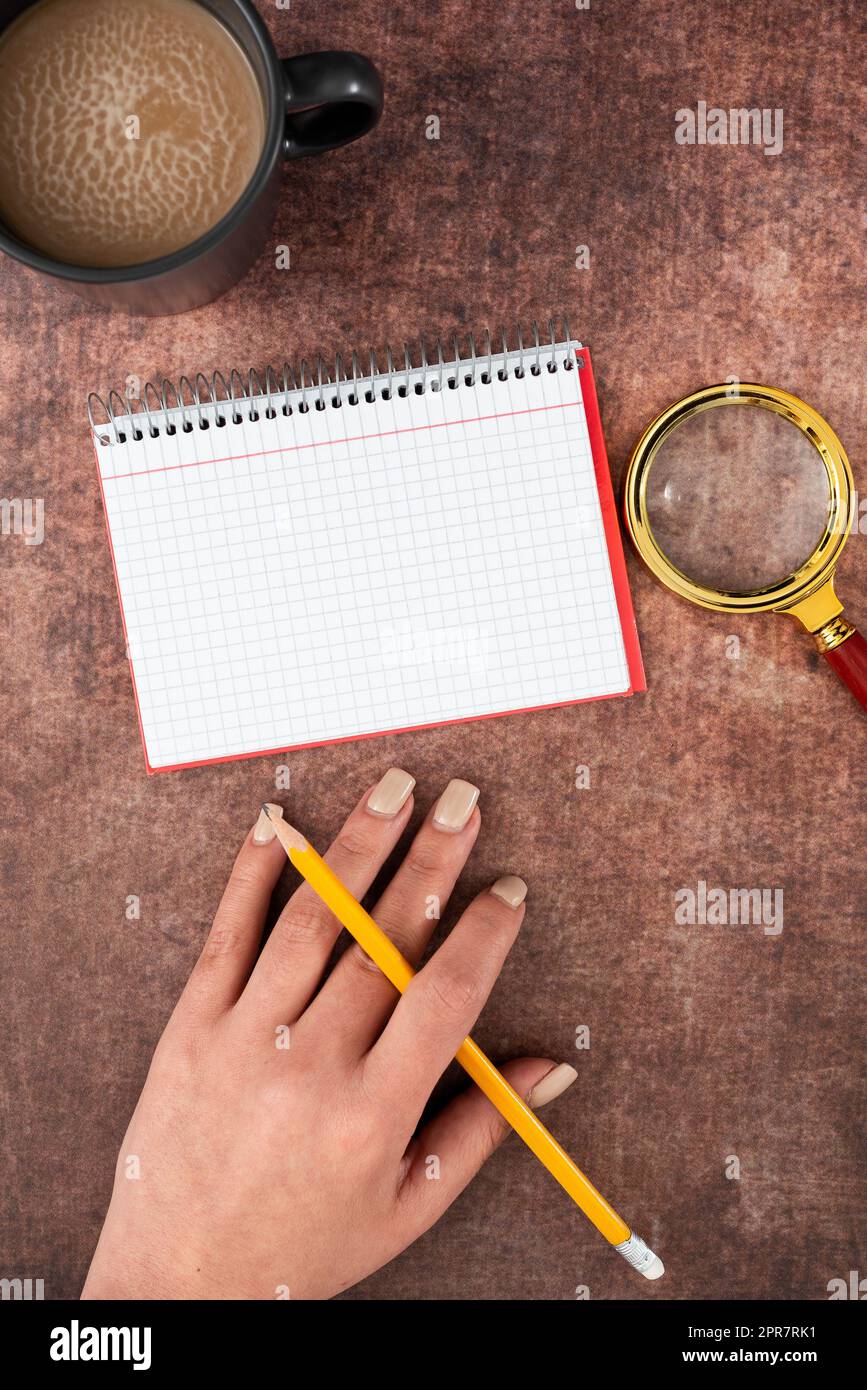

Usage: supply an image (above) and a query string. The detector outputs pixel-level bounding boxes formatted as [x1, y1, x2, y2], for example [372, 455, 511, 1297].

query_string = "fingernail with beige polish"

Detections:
[528, 1063, 578, 1110]
[253, 802, 283, 845]
[367, 767, 416, 818]
[433, 778, 480, 832]
[490, 875, 528, 908]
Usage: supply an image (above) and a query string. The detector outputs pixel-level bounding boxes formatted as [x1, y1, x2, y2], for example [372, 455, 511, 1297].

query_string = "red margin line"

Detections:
[99, 400, 581, 481]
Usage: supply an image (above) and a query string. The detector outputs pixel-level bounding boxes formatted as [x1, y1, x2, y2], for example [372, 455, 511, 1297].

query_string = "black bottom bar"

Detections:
[3, 1297, 859, 1375]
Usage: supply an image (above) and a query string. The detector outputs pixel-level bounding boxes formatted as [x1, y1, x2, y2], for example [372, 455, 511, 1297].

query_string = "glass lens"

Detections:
[645, 403, 832, 592]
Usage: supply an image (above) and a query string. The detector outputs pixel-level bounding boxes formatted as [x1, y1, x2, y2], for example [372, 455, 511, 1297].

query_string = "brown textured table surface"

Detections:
[2, 0, 865, 1301]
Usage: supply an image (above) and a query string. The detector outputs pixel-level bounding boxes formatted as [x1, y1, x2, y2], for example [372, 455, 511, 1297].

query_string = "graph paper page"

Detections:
[94, 347, 637, 771]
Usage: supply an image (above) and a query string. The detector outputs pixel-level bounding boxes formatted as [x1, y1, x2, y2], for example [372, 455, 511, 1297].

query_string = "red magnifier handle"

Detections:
[823, 628, 867, 711]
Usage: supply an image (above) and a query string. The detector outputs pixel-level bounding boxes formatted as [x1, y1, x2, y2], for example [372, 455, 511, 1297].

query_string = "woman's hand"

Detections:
[82, 770, 576, 1300]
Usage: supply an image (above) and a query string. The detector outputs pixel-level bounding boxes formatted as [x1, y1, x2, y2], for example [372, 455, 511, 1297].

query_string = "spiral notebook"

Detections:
[89, 329, 644, 774]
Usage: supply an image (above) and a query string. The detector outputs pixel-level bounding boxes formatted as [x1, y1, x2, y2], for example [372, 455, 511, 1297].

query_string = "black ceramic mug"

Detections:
[0, 0, 383, 314]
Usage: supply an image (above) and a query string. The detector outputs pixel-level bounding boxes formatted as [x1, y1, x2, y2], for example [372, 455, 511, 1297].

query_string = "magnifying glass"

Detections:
[624, 384, 867, 711]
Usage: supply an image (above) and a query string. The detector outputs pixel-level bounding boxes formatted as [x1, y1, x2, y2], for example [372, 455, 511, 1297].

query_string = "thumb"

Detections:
[398, 1059, 577, 1222]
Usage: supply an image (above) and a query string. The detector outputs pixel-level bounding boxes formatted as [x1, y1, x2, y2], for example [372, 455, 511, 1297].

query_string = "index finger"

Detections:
[236, 768, 415, 1028]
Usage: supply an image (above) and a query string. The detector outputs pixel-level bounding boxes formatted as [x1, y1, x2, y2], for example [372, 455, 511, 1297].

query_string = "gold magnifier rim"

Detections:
[624, 383, 854, 614]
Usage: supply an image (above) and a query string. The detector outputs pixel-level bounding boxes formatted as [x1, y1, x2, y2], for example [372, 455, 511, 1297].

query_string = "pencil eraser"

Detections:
[614, 1232, 665, 1280]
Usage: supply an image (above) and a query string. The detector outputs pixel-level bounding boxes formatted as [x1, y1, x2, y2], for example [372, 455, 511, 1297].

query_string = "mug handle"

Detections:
[281, 52, 383, 158]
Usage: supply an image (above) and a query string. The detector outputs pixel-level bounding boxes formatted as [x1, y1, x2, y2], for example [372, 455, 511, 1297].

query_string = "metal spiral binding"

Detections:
[88, 316, 579, 445]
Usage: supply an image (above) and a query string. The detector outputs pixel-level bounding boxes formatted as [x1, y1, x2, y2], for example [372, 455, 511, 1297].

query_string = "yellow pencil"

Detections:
[262, 805, 664, 1279]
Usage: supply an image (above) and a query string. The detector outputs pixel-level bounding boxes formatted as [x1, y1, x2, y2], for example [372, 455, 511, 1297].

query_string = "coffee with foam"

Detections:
[0, 0, 266, 267]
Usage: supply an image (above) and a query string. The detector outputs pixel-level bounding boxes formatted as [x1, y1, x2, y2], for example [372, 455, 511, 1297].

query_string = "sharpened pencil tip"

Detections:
[258, 807, 309, 854]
